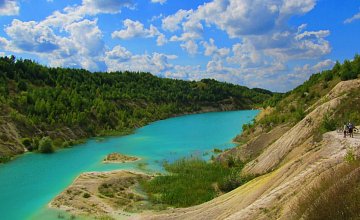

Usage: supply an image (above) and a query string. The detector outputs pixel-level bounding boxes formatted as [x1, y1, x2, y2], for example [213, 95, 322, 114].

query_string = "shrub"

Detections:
[38, 136, 54, 153]
[218, 170, 243, 192]
[21, 138, 32, 149]
[321, 114, 337, 132]
[83, 192, 91, 198]
[0, 155, 11, 163]
[323, 70, 333, 82]
[340, 70, 357, 81]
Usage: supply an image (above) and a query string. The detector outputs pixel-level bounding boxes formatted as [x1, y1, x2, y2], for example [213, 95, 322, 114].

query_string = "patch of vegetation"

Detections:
[38, 136, 54, 153]
[213, 148, 223, 153]
[344, 148, 357, 164]
[82, 192, 91, 198]
[321, 113, 337, 132]
[141, 157, 251, 208]
[292, 161, 360, 220]
[0, 155, 11, 163]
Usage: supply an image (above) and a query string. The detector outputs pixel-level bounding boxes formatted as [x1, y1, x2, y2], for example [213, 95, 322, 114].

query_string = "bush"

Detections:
[321, 114, 337, 132]
[0, 155, 11, 163]
[83, 192, 91, 198]
[323, 70, 333, 82]
[340, 71, 357, 81]
[21, 138, 32, 149]
[218, 170, 243, 192]
[38, 136, 54, 153]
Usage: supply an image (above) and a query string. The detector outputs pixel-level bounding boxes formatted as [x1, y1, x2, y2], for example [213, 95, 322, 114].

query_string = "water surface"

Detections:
[0, 110, 258, 220]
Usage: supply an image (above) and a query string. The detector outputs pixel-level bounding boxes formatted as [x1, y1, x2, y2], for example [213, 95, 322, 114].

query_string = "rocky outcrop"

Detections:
[0, 119, 25, 159]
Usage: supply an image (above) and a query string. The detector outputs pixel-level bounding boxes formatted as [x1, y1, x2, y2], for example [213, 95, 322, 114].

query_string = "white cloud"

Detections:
[151, 0, 166, 5]
[344, 10, 360, 24]
[313, 59, 335, 72]
[180, 40, 198, 55]
[43, 0, 135, 28]
[112, 19, 166, 46]
[64, 19, 104, 57]
[227, 40, 263, 68]
[105, 45, 132, 62]
[5, 19, 60, 53]
[81, 0, 134, 15]
[164, 0, 321, 60]
[3, 17, 106, 71]
[0, 0, 19, 16]
[201, 38, 229, 57]
[0, 37, 9, 50]
[156, 33, 167, 46]
[105, 46, 177, 74]
[162, 9, 191, 32]
[112, 19, 159, 39]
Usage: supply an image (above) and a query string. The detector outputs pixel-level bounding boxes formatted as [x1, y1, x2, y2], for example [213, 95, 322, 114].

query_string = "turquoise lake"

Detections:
[0, 110, 258, 220]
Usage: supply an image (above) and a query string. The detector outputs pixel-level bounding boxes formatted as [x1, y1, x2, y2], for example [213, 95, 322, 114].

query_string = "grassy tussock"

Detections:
[292, 161, 360, 220]
[141, 157, 250, 208]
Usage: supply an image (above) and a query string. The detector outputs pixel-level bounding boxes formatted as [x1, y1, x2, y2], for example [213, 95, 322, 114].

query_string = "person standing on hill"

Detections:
[344, 122, 348, 138]
[348, 122, 354, 138]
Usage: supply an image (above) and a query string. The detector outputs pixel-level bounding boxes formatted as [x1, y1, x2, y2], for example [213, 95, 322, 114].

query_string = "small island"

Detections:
[103, 153, 140, 163]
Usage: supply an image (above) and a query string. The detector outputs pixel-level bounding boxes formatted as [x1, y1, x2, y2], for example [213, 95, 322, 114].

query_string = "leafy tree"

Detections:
[38, 137, 54, 153]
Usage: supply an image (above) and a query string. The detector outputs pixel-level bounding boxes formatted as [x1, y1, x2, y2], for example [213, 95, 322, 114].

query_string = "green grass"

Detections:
[140, 157, 250, 208]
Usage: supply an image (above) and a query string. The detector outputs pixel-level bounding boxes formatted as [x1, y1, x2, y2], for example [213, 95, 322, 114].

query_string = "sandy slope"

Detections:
[136, 79, 360, 220]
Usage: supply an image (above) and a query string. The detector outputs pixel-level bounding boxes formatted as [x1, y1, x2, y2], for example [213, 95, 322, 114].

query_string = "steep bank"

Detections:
[137, 78, 360, 219]
[0, 56, 272, 161]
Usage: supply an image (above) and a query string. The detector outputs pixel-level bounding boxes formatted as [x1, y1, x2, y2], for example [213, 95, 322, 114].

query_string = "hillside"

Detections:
[139, 56, 360, 219]
[0, 56, 272, 162]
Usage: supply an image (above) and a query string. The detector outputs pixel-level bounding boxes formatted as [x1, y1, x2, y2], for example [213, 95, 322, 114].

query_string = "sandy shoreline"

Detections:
[49, 170, 152, 219]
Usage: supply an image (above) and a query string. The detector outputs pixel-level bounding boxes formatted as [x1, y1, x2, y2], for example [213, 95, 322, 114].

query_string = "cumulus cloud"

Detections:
[151, 0, 166, 5]
[43, 0, 135, 28]
[5, 19, 60, 53]
[81, 0, 134, 15]
[3, 16, 106, 71]
[112, 19, 167, 46]
[201, 38, 229, 57]
[112, 19, 159, 39]
[344, 10, 360, 24]
[0, 0, 19, 16]
[105, 45, 177, 74]
[0, 37, 10, 50]
[162, 9, 191, 32]
[180, 40, 198, 55]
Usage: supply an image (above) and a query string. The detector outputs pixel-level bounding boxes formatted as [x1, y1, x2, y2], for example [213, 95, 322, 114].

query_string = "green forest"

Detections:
[0, 56, 272, 159]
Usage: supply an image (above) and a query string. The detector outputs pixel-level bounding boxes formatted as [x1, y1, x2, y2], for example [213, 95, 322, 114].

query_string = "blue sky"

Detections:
[0, 0, 359, 91]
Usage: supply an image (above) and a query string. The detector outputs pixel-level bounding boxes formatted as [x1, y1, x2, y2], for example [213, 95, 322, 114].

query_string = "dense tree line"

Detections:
[0, 56, 272, 153]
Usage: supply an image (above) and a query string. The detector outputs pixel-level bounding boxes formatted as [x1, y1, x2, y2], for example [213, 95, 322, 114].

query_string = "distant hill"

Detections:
[0, 56, 272, 161]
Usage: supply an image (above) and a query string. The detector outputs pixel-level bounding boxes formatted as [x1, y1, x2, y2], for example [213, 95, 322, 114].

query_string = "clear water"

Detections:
[0, 110, 258, 220]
